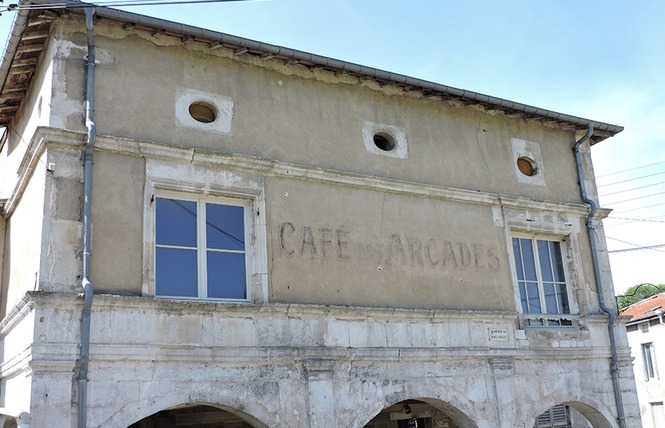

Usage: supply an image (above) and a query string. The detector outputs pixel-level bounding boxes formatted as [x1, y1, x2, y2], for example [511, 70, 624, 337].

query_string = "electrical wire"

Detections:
[598, 169, 665, 188]
[603, 190, 665, 206]
[604, 214, 665, 227]
[599, 179, 665, 197]
[596, 159, 665, 179]
[0, 0, 253, 13]
[606, 236, 665, 254]
[610, 202, 665, 215]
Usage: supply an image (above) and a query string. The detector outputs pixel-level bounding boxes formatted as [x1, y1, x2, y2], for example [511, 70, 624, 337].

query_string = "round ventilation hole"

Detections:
[517, 156, 538, 176]
[188, 102, 217, 123]
[373, 132, 396, 152]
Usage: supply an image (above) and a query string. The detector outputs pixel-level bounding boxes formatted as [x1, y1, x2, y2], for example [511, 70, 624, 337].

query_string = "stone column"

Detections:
[303, 359, 336, 428]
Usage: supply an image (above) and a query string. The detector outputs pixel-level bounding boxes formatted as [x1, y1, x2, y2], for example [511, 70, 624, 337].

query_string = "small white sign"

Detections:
[489, 328, 508, 341]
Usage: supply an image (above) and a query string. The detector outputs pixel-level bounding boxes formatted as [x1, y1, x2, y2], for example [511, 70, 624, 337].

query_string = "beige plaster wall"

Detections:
[89, 151, 145, 294]
[1, 156, 46, 317]
[50, 16, 583, 206]
[266, 176, 510, 310]
[13, 15, 607, 314]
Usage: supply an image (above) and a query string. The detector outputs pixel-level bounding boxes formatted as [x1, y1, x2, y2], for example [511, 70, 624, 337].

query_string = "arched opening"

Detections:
[363, 399, 477, 428]
[128, 404, 262, 428]
[533, 402, 614, 428]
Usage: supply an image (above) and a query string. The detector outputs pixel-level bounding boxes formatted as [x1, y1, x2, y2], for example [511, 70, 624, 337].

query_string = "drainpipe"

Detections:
[573, 124, 625, 428]
[77, 7, 96, 428]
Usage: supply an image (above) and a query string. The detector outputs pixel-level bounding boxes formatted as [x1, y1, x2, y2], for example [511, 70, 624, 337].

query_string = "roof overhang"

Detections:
[0, 1, 624, 142]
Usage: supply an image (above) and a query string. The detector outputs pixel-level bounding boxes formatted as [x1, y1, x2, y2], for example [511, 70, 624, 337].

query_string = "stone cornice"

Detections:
[4, 127, 607, 221]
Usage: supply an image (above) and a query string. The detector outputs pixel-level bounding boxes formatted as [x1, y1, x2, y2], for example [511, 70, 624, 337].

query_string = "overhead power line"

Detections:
[600, 180, 665, 197]
[603, 190, 665, 206]
[597, 159, 665, 179]
[1, 0, 252, 13]
[606, 236, 665, 254]
[610, 201, 665, 215]
[605, 214, 665, 227]
[598, 169, 665, 187]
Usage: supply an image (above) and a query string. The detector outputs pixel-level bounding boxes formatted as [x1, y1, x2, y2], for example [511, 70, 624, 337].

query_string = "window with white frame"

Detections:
[642, 342, 657, 380]
[155, 194, 250, 301]
[511, 235, 572, 327]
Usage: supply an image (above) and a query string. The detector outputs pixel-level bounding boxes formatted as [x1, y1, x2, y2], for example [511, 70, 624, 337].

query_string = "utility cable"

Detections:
[599, 180, 665, 197]
[604, 214, 665, 227]
[606, 236, 665, 254]
[603, 190, 665, 206]
[598, 169, 665, 188]
[610, 202, 665, 215]
[0, 0, 253, 13]
[596, 159, 665, 178]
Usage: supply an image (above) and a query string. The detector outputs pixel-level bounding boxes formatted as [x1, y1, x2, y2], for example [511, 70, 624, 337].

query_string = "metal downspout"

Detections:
[78, 7, 96, 428]
[573, 124, 626, 428]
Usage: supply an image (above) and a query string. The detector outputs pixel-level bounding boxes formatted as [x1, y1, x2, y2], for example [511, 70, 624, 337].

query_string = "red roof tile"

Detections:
[620, 292, 665, 323]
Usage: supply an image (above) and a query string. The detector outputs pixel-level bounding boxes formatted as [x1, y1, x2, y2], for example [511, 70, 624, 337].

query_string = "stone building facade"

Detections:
[0, 4, 640, 427]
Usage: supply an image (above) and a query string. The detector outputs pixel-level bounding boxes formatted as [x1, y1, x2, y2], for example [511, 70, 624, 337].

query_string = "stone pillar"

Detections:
[303, 359, 336, 428]
[490, 357, 515, 428]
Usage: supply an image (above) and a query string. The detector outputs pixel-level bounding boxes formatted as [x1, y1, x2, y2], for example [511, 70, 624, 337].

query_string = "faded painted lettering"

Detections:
[277, 221, 501, 271]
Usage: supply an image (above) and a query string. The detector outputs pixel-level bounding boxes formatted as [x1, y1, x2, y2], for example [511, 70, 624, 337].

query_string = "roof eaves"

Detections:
[90, 6, 624, 142]
[0, 1, 624, 141]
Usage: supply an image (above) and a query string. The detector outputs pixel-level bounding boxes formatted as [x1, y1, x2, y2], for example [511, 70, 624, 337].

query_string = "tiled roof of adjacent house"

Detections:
[620, 292, 665, 324]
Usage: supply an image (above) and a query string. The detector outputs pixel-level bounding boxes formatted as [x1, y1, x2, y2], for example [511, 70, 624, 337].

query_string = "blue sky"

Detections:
[1, 0, 663, 293]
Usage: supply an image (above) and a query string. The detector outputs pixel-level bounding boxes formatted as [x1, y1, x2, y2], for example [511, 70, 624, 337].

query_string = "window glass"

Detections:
[537, 240, 553, 282]
[643, 342, 656, 379]
[155, 196, 249, 301]
[206, 203, 245, 251]
[156, 198, 197, 247]
[527, 282, 541, 313]
[207, 252, 247, 299]
[551, 241, 565, 282]
[513, 238, 525, 280]
[520, 238, 537, 281]
[511, 235, 571, 326]
[156, 247, 198, 297]
[518, 283, 529, 312]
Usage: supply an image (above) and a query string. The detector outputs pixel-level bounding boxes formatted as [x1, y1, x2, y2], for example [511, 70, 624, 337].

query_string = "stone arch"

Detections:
[354, 397, 478, 428]
[126, 404, 268, 428]
[99, 386, 275, 428]
[531, 399, 616, 428]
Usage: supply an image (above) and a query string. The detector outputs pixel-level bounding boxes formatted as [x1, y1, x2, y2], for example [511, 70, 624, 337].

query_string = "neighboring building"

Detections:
[0, 3, 641, 427]
[621, 293, 665, 428]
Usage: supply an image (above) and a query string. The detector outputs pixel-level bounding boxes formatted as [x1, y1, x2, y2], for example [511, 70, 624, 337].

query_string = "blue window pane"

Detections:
[156, 198, 197, 247]
[537, 240, 554, 282]
[207, 251, 246, 299]
[156, 247, 198, 297]
[206, 204, 245, 251]
[551, 241, 565, 282]
[557, 283, 570, 314]
[520, 239, 537, 281]
[527, 282, 541, 313]
[519, 282, 529, 313]
[512, 238, 524, 280]
[544, 282, 558, 314]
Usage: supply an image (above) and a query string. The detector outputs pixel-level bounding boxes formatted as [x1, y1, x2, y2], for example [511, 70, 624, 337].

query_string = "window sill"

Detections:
[519, 313, 579, 329]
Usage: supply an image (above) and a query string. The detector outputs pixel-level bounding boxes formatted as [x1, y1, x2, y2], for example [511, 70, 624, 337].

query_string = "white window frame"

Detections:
[143, 162, 268, 303]
[154, 191, 251, 301]
[642, 342, 658, 381]
[510, 232, 575, 327]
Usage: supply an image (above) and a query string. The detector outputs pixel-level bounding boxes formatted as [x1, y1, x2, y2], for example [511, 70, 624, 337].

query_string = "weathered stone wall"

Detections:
[2, 293, 639, 427]
[0, 12, 641, 428]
